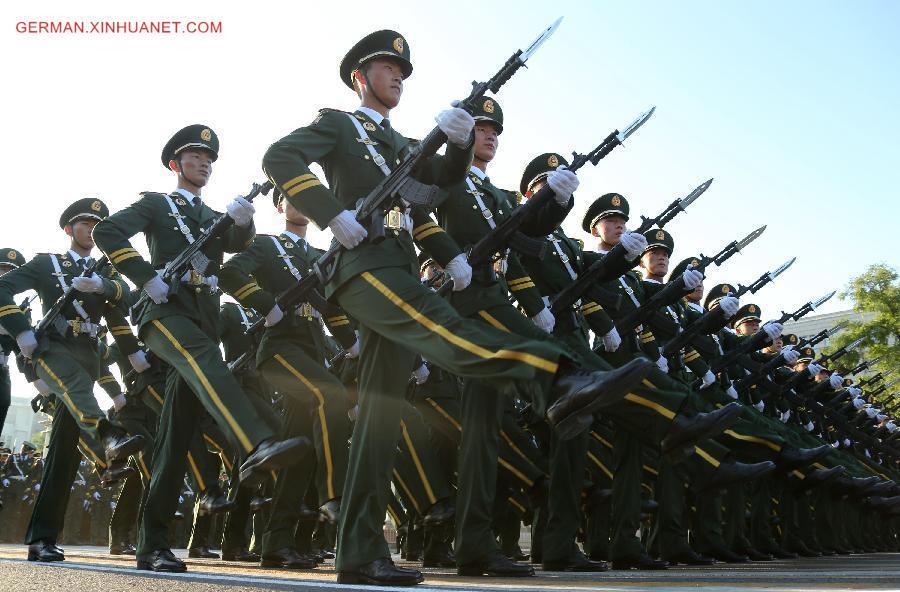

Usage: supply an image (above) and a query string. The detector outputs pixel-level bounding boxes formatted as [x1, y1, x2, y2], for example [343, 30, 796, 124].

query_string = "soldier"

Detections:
[92, 124, 309, 572]
[0, 199, 146, 562]
[0, 248, 25, 432]
[262, 30, 656, 586]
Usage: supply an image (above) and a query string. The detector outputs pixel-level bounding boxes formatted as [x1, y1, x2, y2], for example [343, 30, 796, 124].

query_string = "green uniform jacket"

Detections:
[92, 191, 255, 333]
[262, 108, 471, 297]
[217, 302, 262, 365]
[218, 233, 358, 365]
[0, 252, 139, 357]
[435, 170, 567, 318]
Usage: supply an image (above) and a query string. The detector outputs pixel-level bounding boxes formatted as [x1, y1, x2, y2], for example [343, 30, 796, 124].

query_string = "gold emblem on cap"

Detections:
[547, 155, 559, 168]
[363, 121, 377, 131]
[90, 200, 102, 212]
[483, 99, 495, 114]
[655, 230, 665, 241]
[690, 258, 700, 267]
[748, 305, 757, 313]
[7, 251, 16, 260]
[722, 285, 731, 294]
[611, 195, 621, 207]
[393, 37, 404, 54]
[200, 128, 212, 142]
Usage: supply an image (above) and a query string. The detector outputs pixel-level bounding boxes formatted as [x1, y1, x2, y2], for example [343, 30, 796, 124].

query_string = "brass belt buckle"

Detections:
[70, 318, 82, 337]
[299, 303, 314, 319]
[189, 270, 204, 286]
[384, 207, 403, 231]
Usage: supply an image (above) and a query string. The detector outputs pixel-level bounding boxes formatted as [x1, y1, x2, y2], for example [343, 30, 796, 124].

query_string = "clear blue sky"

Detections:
[1, 0, 898, 410]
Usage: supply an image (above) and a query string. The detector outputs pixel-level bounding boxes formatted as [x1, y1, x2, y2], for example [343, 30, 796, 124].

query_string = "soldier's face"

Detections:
[686, 281, 704, 302]
[172, 149, 213, 188]
[735, 319, 760, 336]
[361, 58, 404, 108]
[473, 123, 499, 163]
[640, 247, 669, 276]
[593, 215, 626, 244]
[278, 199, 309, 226]
[67, 219, 97, 250]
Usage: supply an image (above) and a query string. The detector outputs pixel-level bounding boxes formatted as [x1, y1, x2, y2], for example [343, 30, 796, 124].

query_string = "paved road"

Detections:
[1, 545, 899, 591]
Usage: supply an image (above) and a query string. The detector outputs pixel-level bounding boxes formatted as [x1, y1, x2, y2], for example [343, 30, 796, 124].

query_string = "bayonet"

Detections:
[520, 17, 563, 62]
[615, 106, 656, 146]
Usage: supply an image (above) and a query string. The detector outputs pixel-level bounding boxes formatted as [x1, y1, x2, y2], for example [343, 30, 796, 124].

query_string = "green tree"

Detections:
[824, 264, 900, 406]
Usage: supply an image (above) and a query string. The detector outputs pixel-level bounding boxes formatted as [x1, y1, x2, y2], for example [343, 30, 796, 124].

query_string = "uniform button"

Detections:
[472, 205, 478, 210]
[364, 155, 370, 160]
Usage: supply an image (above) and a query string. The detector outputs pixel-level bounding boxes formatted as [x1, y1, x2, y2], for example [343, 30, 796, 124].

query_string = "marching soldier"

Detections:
[0, 248, 25, 432]
[92, 124, 309, 572]
[262, 30, 656, 586]
[0, 199, 146, 562]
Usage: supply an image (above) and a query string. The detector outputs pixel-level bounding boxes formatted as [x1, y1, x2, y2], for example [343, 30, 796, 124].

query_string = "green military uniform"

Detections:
[0, 199, 143, 550]
[92, 125, 285, 563]
[0, 248, 26, 431]
[262, 31, 575, 579]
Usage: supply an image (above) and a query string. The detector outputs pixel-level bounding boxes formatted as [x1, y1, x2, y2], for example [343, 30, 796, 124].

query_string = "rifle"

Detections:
[804, 337, 866, 399]
[845, 356, 882, 377]
[34, 256, 110, 345]
[551, 177, 709, 331]
[130, 180, 275, 324]
[661, 257, 795, 358]
[266, 19, 563, 310]
[616, 226, 766, 334]
[734, 322, 844, 393]
[710, 290, 835, 373]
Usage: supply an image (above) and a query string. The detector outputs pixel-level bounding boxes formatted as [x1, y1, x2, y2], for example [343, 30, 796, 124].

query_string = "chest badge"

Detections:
[363, 122, 377, 132]
[62, 260, 73, 268]
[175, 198, 187, 206]
[284, 242, 294, 249]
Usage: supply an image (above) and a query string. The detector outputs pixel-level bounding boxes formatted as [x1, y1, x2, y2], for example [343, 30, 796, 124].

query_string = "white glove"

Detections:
[754, 400, 765, 412]
[782, 346, 800, 365]
[656, 355, 669, 373]
[265, 304, 284, 327]
[531, 307, 555, 333]
[725, 384, 739, 399]
[413, 363, 430, 385]
[178, 496, 184, 505]
[718, 296, 739, 319]
[807, 362, 824, 376]
[843, 438, 851, 447]
[876, 413, 887, 422]
[805, 421, 815, 432]
[16, 330, 37, 359]
[762, 322, 784, 342]
[445, 253, 472, 292]
[829, 372, 843, 390]
[345, 338, 360, 359]
[601, 327, 622, 352]
[2, 479, 9, 488]
[887, 421, 897, 432]
[112, 394, 127, 412]
[435, 104, 475, 148]
[93, 491, 101, 501]
[780, 409, 791, 423]
[847, 386, 862, 398]
[226, 196, 255, 227]
[328, 210, 368, 249]
[128, 351, 150, 373]
[865, 407, 878, 418]
[71, 272, 105, 294]
[143, 273, 169, 304]
[852, 397, 865, 409]
[865, 448, 871, 458]
[700, 370, 716, 389]
[34, 378, 51, 396]
[546, 166, 579, 205]
[682, 269, 704, 290]
[619, 231, 648, 260]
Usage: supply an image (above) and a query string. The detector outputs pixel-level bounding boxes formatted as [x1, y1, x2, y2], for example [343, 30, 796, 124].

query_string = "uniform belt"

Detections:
[66, 319, 100, 338]
[383, 206, 414, 234]
[293, 302, 320, 321]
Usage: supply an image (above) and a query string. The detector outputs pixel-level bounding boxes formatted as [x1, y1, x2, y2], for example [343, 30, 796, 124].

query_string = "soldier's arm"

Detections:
[221, 218, 256, 254]
[504, 253, 545, 317]
[579, 300, 616, 337]
[97, 370, 123, 399]
[583, 249, 639, 283]
[322, 309, 358, 349]
[96, 263, 129, 305]
[0, 257, 43, 337]
[414, 136, 474, 188]
[263, 112, 344, 229]
[92, 194, 160, 288]
[514, 192, 574, 237]
[218, 238, 276, 315]
[410, 208, 462, 267]
[102, 303, 140, 357]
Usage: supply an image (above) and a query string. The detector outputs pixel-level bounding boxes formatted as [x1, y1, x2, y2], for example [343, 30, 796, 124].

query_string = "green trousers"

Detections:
[137, 315, 275, 557]
[0, 363, 10, 433]
[333, 267, 563, 571]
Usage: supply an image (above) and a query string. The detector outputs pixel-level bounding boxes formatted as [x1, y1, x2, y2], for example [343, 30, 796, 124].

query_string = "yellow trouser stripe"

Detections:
[426, 398, 462, 432]
[220, 452, 233, 472]
[78, 438, 106, 469]
[477, 310, 510, 333]
[694, 446, 721, 468]
[499, 457, 533, 488]
[414, 227, 443, 241]
[812, 462, 827, 470]
[186, 452, 206, 492]
[591, 431, 613, 449]
[138, 451, 150, 480]
[588, 451, 614, 480]
[283, 173, 317, 190]
[624, 392, 676, 420]
[362, 272, 558, 373]
[151, 320, 253, 453]
[286, 179, 322, 197]
[643, 464, 659, 476]
[387, 505, 401, 526]
[38, 359, 100, 426]
[792, 469, 806, 479]
[147, 384, 164, 405]
[392, 468, 421, 513]
[723, 429, 782, 452]
[500, 430, 531, 466]
[274, 354, 335, 500]
[399, 420, 437, 505]
[508, 497, 526, 514]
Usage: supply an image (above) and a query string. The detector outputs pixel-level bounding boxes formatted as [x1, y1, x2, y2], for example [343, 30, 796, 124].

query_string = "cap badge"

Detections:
[655, 230, 665, 241]
[611, 195, 621, 207]
[547, 155, 559, 168]
[748, 305, 757, 313]
[200, 128, 212, 142]
[7, 251, 16, 260]
[90, 200, 102, 212]
[393, 37, 404, 54]
[483, 99, 495, 113]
